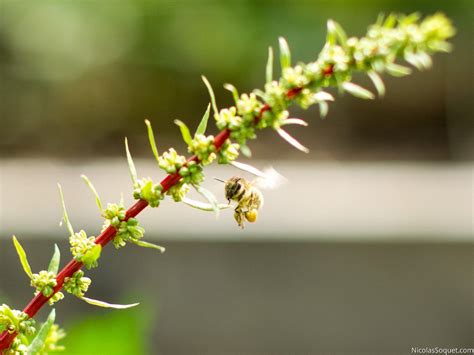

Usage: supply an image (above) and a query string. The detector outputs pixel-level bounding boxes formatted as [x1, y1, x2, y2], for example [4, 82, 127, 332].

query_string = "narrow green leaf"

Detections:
[368, 71, 386, 97]
[404, 51, 424, 70]
[375, 13, 385, 26]
[27, 309, 56, 355]
[319, 101, 329, 118]
[12, 235, 33, 279]
[384, 13, 397, 28]
[201, 76, 218, 115]
[131, 240, 166, 253]
[342, 82, 375, 100]
[385, 62, 412, 77]
[82, 244, 102, 270]
[416, 51, 433, 69]
[144, 119, 160, 165]
[57, 183, 74, 236]
[182, 197, 231, 212]
[47, 244, 61, 274]
[313, 91, 334, 102]
[334, 21, 347, 46]
[2, 306, 17, 327]
[327, 20, 348, 49]
[231, 161, 267, 178]
[282, 118, 308, 126]
[240, 144, 252, 158]
[80, 296, 139, 309]
[81, 175, 103, 212]
[402, 12, 421, 25]
[194, 185, 219, 217]
[124, 138, 138, 186]
[276, 128, 309, 153]
[430, 41, 452, 53]
[174, 119, 192, 146]
[278, 37, 291, 70]
[223, 83, 239, 104]
[266, 46, 273, 83]
[195, 104, 211, 137]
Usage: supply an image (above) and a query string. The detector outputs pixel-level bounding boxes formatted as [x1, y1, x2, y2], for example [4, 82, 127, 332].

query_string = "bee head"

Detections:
[225, 176, 243, 202]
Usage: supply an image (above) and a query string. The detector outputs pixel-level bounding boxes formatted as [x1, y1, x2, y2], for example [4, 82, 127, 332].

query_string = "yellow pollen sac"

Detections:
[245, 210, 258, 223]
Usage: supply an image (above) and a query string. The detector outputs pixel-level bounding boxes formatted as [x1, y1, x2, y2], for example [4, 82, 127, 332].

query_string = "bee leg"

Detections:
[234, 207, 245, 229]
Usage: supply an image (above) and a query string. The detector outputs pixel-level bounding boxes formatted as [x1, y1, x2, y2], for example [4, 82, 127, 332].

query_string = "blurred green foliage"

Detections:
[0, 0, 471, 159]
[63, 306, 150, 355]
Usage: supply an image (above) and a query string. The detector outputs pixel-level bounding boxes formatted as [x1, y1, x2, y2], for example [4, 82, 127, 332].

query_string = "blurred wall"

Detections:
[1, 240, 472, 354]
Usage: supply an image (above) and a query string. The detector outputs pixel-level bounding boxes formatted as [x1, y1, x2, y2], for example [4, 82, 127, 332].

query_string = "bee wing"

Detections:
[230, 161, 286, 190]
[253, 167, 287, 190]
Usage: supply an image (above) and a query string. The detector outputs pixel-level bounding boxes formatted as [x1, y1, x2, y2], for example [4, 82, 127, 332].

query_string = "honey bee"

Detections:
[215, 163, 285, 228]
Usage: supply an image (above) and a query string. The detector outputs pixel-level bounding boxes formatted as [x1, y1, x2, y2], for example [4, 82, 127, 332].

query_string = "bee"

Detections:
[215, 163, 285, 228]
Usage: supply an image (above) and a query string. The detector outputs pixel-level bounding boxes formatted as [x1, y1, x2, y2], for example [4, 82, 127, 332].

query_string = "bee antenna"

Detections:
[213, 177, 225, 183]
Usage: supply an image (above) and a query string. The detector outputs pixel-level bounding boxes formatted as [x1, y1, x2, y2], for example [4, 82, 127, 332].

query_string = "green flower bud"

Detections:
[236, 93, 261, 118]
[262, 81, 287, 114]
[7, 337, 28, 355]
[188, 134, 217, 166]
[217, 140, 240, 164]
[42, 323, 66, 353]
[113, 217, 145, 248]
[69, 230, 100, 269]
[215, 107, 242, 130]
[168, 182, 190, 202]
[158, 148, 186, 173]
[282, 65, 310, 88]
[102, 203, 126, 224]
[133, 178, 164, 207]
[0, 304, 36, 338]
[64, 270, 91, 297]
[31, 270, 58, 298]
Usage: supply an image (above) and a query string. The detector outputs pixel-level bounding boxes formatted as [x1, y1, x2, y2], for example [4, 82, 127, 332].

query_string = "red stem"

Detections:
[0, 86, 303, 351]
[323, 63, 334, 77]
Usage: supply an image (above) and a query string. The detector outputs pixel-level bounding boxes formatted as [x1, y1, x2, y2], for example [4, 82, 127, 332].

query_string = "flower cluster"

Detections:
[177, 160, 204, 185]
[0, 305, 35, 336]
[101, 203, 146, 248]
[188, 134, 217, 166]
[153, 147, 202, 201]
[236, 93, 262, 120]
[282, 65, 310, 88]
[31, 270, 64, 304]
[158, 148, 186, 174]
[113, 218, 145, 248]
[5, 338, 28, 355]
[215, 107, 256, 147]
[31, 271, 57, 298]
[102, 203, 126, 227]
[167, 182, 190, 202]
[215, 107, 242, 131]
[64, 270, 91, 298]
[69, 230, 101, 269]
[1, 304, 64, 354]
[133, 178, 164, 207]
[217, 140, 240, 164]
[41, 324, 66, 353]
